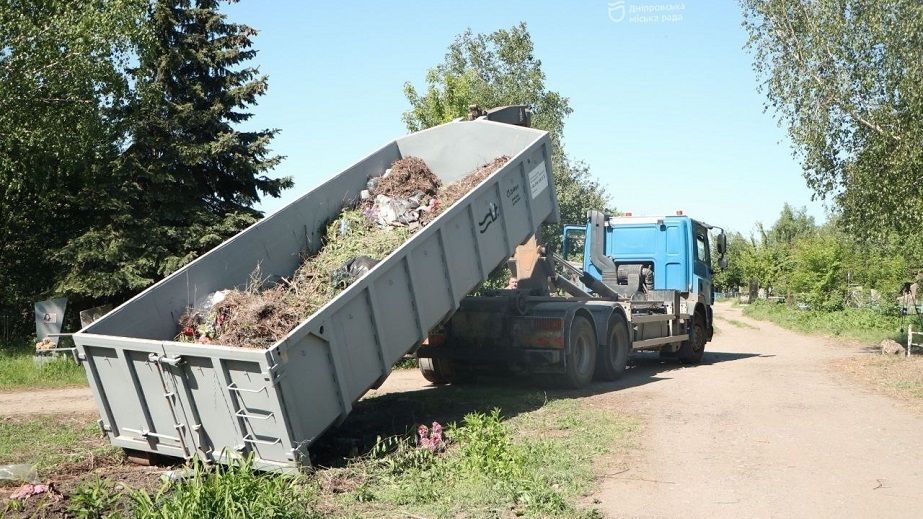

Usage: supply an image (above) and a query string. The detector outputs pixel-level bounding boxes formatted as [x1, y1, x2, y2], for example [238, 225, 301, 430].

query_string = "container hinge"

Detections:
[265, 364, 285, 384]
[148, 353, 185, 367]
[96, 419, 111, 434]
[74, 351, 87, 364]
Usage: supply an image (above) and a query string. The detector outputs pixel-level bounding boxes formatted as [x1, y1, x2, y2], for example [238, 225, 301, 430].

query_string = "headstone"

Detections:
[34, 298, 67, 345]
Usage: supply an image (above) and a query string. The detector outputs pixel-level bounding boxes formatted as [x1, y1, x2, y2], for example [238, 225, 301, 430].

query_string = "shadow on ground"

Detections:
[310, 350, 765, 466]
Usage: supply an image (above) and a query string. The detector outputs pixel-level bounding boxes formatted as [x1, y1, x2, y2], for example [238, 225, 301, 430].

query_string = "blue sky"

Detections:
[224, 0, 828, 235]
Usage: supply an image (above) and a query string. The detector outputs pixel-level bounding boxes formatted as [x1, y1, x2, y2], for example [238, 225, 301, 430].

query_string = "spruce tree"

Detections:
[57, 0, 290, 300]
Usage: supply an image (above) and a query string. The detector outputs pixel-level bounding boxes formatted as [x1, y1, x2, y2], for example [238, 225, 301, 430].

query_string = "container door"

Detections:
[157, 343, 294, 468]
[80, 339, 195, 459]
[150, 346, 212, 462]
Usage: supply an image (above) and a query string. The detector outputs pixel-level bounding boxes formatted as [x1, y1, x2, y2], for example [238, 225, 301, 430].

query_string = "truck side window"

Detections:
[696, 234, 708, 262]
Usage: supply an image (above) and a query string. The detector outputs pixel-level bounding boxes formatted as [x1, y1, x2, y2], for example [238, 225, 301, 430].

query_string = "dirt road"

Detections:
[0, 387, 97, 416]
[591, 303, 923, 518]
[4, 303, 922, 518]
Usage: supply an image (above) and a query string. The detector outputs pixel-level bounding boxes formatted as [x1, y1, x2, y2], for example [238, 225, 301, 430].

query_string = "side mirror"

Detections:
[719, 257, 728, 269]
[717, 232, 727, 255]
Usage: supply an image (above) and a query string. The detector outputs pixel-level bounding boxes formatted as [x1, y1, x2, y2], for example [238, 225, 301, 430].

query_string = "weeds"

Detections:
[69, 477, 123, 519]
[130, 458, 320, 519]
[338, 400, 638, 517]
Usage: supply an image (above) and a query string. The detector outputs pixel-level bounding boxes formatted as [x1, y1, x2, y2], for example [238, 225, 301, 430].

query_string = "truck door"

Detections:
[692, 225, 713, 305]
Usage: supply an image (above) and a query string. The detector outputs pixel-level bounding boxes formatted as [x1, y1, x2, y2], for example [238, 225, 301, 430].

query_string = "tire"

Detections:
[417, 356, 471, 385]
[561, 315, 597, 388]
[677, 311, 706, 364]
[596, 313, 630, 381]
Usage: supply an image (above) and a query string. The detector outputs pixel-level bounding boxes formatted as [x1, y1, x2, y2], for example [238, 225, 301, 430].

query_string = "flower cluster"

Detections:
[417, 421, 443, 451]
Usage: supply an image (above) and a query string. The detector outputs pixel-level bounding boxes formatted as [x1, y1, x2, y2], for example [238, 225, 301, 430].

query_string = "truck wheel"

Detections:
[677, 312, 706, 364]
[562, 315, 597, 388]
[417, 356, 471, 385]
[596, 314, 630, 381]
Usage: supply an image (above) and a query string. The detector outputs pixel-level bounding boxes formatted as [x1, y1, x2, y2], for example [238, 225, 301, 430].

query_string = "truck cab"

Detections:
[565, 212, 726, 340]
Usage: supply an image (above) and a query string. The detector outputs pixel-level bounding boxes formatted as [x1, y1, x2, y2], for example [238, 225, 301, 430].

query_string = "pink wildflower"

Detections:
[417, 421, 443, 451]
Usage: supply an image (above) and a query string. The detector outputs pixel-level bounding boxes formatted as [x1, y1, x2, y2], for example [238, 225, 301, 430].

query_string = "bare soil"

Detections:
[589, 303, 923, 518]
[0, 388, 95, 417]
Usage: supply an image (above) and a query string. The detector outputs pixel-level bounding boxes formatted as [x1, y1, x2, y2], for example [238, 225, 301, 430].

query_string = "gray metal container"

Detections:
[73, 119, 558, 471]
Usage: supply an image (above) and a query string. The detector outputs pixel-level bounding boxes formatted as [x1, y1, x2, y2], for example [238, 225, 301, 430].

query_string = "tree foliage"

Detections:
[716, 205, 913, 311]
[742, 0, 923, 246]
[402, 23, 611, 249]
[0, 0, 288, 335]
[0, 0, 143, 324]
[55, 0, 289, 299]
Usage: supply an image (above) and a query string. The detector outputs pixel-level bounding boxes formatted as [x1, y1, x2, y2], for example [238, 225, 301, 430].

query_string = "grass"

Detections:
[0, 414, 120, 477]
[128, 458, 321, 519]
[4, 387, 638, 519]
[837, 355, 923, 404]
[322, 398, 639, 518]
[0, 345, 86, 391]
[741, 300, 904, 344]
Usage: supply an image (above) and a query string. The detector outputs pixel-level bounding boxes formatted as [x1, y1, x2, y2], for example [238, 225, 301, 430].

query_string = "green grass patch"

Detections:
[0, 414, 119, 476]
[327, 399, 639, 518]
[742, 300, 904, 344]
[0, 344, 86, 391]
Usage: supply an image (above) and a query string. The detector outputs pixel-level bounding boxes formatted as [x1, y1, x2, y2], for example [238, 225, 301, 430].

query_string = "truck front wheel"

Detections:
[596, 314, 630, 381]
[562, 315, 597, 388]
[677, 312, 706, 364]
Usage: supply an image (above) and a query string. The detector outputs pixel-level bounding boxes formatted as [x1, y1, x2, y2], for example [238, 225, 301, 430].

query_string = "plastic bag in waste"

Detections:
[0, 464, 37, 483]
[330, 256, 380, 289]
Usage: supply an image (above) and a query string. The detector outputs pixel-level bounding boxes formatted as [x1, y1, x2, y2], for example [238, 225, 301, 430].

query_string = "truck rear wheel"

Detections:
[562, 315, 597, 388]
[677, 312, 706, 364]
[418, 356, 470, 385]
[596, 314, 630, 381]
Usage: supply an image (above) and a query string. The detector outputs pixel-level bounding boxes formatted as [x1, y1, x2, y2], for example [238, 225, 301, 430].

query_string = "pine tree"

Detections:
[56, 0, 290, 300]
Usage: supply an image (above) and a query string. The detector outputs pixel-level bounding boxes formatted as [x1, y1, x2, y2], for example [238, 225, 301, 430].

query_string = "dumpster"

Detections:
[73, 114, 559, 471]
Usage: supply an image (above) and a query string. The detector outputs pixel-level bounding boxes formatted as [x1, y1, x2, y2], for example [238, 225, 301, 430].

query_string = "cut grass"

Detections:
[837, 355, 923, 404]
[0, 346, 86, 391]
[0, 414, 120, 477]
[742, 301, 904, 345]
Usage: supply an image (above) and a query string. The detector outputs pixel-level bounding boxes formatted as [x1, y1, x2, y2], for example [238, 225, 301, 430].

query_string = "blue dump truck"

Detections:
[417, 210, 727, 388]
